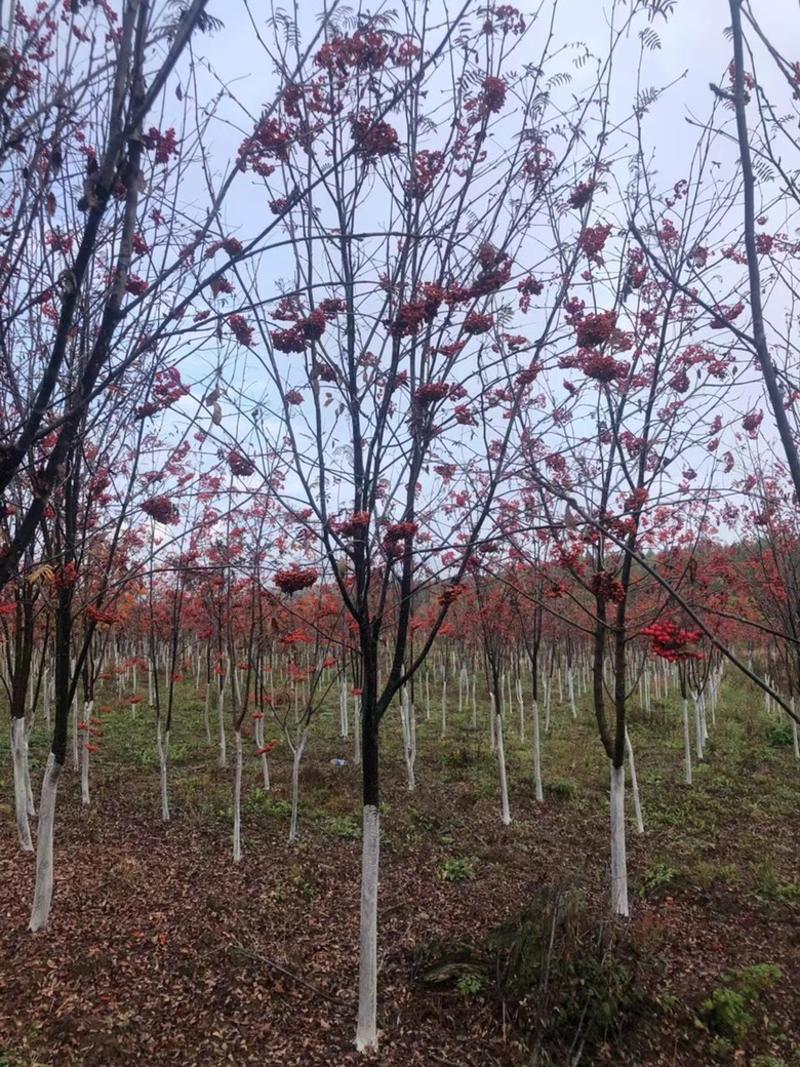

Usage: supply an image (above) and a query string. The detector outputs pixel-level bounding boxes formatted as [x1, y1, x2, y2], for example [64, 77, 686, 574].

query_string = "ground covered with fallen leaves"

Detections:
[0, 676, 798, 1066]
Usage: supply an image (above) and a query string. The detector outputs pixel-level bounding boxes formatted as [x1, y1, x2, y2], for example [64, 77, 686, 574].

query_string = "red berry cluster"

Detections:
[351, 112, 400, 160]
[330, 511, 370, 538]
[480, 76, 507, 113]
[590, 570, 625, 604]
[228, 314, 254, 347]
[415, 382, 451, 404]
[741, 410, 763, 438]
[383, 521, 418, 557]
[135, 367, 189, 420]
[463, 311, 494, 336]
[227, 450, 256, 477]
[709, 301, 743, 329]
[143, 127, 179, 165]
[274, 566, 319, 595]
[578, 223, 612, 264]
[640, 621, 703, 662]
[568, 180, 596, 209]
[574, 310, 617, 348]
[315, 30, 391, 74]
[271, 299, 343, 352]
[471, 245, 512, 296]
[561, 350, 628, 383]
[142, 496, 180, 525]
[238, 116, 296, 176]
[407, 150, 445, 199]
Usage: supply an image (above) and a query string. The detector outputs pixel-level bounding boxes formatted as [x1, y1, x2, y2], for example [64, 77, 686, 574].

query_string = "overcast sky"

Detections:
[157, 0, 799, 524]
[188, 0, 798, 191]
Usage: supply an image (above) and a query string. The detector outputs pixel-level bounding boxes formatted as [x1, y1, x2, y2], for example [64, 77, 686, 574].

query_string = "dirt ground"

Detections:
[0, 679, 797, 1066]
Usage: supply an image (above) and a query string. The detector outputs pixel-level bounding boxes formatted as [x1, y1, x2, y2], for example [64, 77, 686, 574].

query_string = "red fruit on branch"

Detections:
[463, 311, 494, 336]
[228, 450, 256, 477]
[142, 496, 180, 525]
[274, 566, 319, 594]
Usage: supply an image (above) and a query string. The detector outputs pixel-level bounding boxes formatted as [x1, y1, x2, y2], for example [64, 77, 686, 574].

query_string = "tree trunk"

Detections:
[610, 761, 629, 917]
[157, 722, 170, 822]
[693, 691, 704, 761]
[218, 678, 227, 768]
[532, 699, 543, 803]
[625, 730, 644, 835]
[355, 700, 380, 1053]
[355, 801, 380, 1052]
[11, 716, 33, 851]
[400, 691, 416, 791]
[496, 711, 511, 825]
[288, 728, 308, 844]
[80, 701, 93, 807]
[29, 754, 62, 932]
[232, 730, 243, 862]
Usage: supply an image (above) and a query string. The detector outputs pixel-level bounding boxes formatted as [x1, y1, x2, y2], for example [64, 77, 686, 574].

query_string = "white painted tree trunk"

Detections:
[11, 717, 33, 851]
[532, 699, 543, 803]
[157, 722, 170, 822]
[400, 693, 416, 791]
[496, 712, 511, 825]
[440, 678, 447, 738]
[355, 804, 380, 1052]
[625, 730, 644, 835]
[24, 723, 35, 817]
[353, 695, 362, 764]
[80, 701, 93, 807]
[339, 679, 349, 737]
[29, 754, 62, 932]
[233, 730, 243, 863]
[610, 762, 629, 917]
[567, 668, 576, 718]
[203, 684, 211, 743]
[700, 692, 709, 743]
[693, 692, 704, 761]
[288, 728, 308, 844]
[218, 680, 227, 768]
[71, 694, 79, 770]
[255, 715, 270, 789]
[682, 698, 692, 785]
